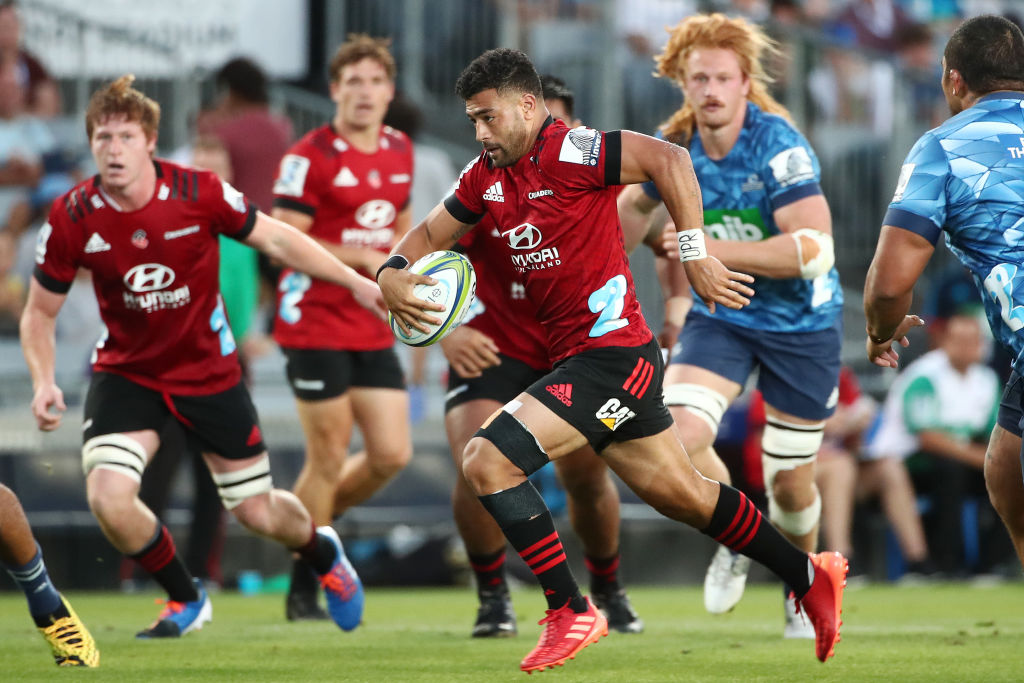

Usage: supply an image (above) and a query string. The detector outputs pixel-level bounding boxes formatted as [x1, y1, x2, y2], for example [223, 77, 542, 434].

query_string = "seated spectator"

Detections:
[0, 61, 55, 238]
[0, 228, 22, 335]
[832, 0, 915, 54]
[0, 1, 59, 118]
[894, 22, 945, 129]
[867, 313, 1009, 576]
[817, 366, 934, 580]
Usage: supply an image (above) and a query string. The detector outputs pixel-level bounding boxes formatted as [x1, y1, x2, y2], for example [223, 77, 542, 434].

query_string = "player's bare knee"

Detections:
[305, 443, 349, 477]
[770, 479, 818, 511]
[84, 464, 141, 519]
[229, 493, 274, 535]
[85, 476, 137, 523]
[461, 437, 510, 494]
[368, 444, 412, 480]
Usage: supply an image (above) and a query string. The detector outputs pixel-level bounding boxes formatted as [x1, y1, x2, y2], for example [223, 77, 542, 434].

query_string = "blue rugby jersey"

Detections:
[644, 102, 843, 333]
[885, 92, 1024, 367]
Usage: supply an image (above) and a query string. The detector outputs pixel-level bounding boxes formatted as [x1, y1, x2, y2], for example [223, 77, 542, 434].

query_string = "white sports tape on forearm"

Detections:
[792, 228, 835, 279]
[677, 229, 707, 262]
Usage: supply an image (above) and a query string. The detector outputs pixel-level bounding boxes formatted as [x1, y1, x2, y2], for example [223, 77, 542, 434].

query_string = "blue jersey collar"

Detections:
[977, 91, 1024, 103]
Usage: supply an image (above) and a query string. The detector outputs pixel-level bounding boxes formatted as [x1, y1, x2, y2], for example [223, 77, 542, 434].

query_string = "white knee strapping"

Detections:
[663, 383, 728, 436]
[769, 490, 822, 536]
[82, 434, 148, 482]
[760, 417, 824, 490]
[211, 456, 273, 510]
[761, 418, 824, 535]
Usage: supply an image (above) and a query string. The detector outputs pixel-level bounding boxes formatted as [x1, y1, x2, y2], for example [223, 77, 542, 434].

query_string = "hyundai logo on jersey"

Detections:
[124, 263, 175, 292]
[502, 223, 542, 250]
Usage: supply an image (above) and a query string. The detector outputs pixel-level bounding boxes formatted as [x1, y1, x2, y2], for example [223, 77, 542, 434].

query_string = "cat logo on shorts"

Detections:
[595, 398, 635, 431]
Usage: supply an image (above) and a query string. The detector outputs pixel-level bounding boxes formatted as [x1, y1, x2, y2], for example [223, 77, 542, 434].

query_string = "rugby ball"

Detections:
[388, 250, 477, 347]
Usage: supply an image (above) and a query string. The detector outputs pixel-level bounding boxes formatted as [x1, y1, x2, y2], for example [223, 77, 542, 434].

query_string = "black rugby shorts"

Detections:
[281, 347, 406, 401]
[525, 338, 672, 452]
[83, 371, 266, 460]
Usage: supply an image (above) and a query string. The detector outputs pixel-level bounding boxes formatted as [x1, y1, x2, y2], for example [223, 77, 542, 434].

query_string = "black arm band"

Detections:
[375, 254, 410, 281]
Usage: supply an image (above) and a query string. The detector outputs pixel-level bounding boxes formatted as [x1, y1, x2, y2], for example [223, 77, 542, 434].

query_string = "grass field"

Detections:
[2, 582, 1023, 682]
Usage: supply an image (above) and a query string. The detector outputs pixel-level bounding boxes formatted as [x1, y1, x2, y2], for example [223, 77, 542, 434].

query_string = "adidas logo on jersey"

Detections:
[334, 167, 359, 187]
[84, 232, 111, 253]
[546, 383, 573, 406]
[483, 181, 505, 202]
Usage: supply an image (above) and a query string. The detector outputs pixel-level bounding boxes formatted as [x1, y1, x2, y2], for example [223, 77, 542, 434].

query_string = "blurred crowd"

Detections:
[0, 0, 1021, 587]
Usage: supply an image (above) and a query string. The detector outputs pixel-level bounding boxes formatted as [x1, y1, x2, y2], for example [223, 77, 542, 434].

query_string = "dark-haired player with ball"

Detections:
[378, 48, 848, 673]
[439, 74, 643, 640]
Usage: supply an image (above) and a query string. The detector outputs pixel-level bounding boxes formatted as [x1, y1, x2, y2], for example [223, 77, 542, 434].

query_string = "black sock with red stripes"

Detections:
[702, 484, 812, 598]
[585, 553, 621, 594]
[468, 549, 508, 594]
[479, 480, 587, 613]
[130, 524, 199, 603]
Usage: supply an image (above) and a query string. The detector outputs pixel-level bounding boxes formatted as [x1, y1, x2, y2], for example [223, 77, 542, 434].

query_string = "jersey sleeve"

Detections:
[882, 132, 947, 245]
[272, 144, 327, 217]
[901, 375, 940, 434]
[32, 201, 81, 294]
[550, 126, 622, 190]
[203, 171, 257, 240]
[443, 155, 487, 224]
[760, 121, 823, 210]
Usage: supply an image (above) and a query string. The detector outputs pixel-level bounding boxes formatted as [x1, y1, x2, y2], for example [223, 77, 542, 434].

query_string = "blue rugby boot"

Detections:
[316, 525, 364, 631]
[136, 578, 212, 638]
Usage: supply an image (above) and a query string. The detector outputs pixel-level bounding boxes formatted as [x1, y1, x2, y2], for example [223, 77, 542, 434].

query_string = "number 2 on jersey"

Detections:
[984, 263, 1024, 332]
[209, 294, 237, 356]
[588, 274, 629, 338]
[278, 272, 312, 324]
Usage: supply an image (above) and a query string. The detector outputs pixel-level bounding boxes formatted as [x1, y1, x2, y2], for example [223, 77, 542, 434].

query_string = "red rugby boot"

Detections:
[520, 597, 608, 673]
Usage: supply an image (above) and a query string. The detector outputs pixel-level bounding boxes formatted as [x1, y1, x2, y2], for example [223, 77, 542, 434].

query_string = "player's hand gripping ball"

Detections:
[389, 250, 477, 347]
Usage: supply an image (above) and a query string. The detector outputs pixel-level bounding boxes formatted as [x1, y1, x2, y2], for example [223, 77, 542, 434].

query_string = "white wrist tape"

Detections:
[677, 229, 707, 262]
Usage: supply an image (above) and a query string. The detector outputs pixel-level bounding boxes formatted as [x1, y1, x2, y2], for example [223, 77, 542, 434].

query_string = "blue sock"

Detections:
[3, 544, 63, 620]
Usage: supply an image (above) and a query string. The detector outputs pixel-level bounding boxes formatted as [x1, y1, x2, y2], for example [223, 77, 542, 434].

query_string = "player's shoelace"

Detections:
[532, 606, 584, 658]
[41, 615, 97, 666]
[321, 567, 358, 600]
[155, 598, 186, 620]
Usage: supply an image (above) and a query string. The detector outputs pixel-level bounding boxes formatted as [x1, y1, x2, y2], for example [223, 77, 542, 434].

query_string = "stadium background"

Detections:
[0, 0, 1011, 593]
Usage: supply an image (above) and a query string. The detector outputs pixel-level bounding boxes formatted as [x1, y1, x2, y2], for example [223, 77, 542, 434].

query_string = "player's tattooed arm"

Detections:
[451, 222, 474, 242]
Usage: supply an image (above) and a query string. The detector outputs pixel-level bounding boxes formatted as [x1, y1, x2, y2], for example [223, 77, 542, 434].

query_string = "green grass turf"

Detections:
[2, 582, 1023, 682]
